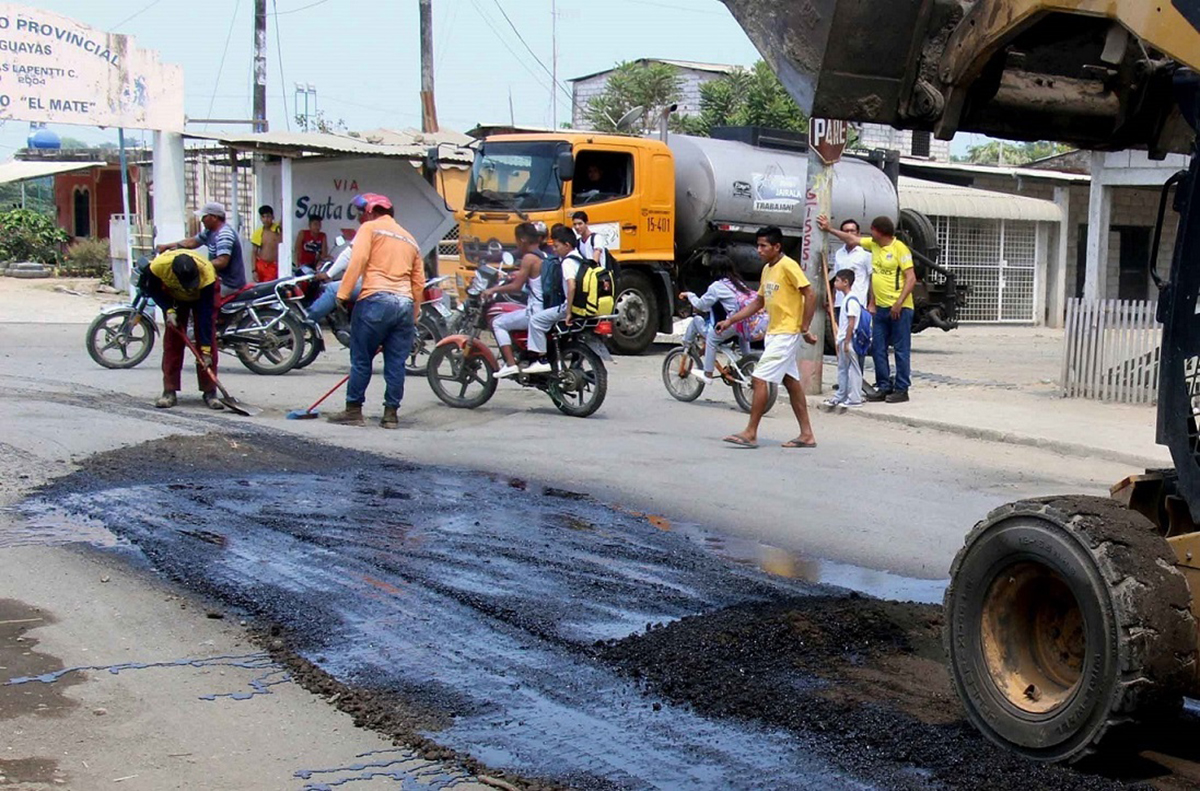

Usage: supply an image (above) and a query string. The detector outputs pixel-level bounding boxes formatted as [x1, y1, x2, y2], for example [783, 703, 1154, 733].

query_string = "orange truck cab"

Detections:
[456, 133, 677, 353]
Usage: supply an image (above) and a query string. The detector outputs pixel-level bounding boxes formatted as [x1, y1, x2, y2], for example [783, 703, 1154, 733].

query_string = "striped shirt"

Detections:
[196, 222, 247, 290]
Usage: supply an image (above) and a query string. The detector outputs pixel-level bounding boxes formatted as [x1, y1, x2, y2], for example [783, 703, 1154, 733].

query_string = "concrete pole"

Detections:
[279, 156, 294, 277]
[1085, 151, 1111, 302]
[118, 129, 135, 293]
[152, 131, 188, 245]
[253, 0, 268, 133]
[1049, 186, 1071, 327]
[798, 151, 835, 395]
[419, 0, 439, 133]
[229, 147, 240, 234]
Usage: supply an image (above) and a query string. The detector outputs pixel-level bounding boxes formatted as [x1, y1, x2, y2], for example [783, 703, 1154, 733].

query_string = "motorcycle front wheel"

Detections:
[295, 321, 323, 370]
[426, 343, 497, 409]
[551, 342, 608, 418]
[232, 308, 306, 375]
[86, 309, 157, 369]
[406, 315, 444, 376]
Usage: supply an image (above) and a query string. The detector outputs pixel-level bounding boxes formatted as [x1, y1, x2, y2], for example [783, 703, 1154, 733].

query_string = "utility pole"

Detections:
[253, 0, 268, 133]
[419, 0, 439, 133]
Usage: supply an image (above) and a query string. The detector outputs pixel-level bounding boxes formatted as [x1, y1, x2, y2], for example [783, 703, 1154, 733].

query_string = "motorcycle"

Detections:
[407, 275, 454, 375]
[86, 257, 308, 375]
[425, 261, 614, 418]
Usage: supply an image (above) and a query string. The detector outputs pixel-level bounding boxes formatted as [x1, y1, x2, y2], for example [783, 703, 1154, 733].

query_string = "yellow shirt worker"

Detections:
[861, 236, 915, 310]
[715, 226, 819, 449]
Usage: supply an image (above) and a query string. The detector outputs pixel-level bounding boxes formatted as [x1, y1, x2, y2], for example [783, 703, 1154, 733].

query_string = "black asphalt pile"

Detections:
[26, 431, 1189, 789]
[596, 597, 1135, 791]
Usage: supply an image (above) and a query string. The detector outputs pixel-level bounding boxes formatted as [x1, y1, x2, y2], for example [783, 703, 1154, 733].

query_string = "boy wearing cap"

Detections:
[142, 250, 224, 410]
[158, 201, 247, 296]
[326, 193, 425, 429]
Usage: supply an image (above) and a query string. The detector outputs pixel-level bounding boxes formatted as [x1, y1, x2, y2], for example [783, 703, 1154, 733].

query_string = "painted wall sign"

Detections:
[0, 4, 184, 131]
[752, 173, 805, 214]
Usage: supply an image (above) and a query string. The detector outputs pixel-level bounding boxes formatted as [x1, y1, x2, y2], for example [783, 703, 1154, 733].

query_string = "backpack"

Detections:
[542, 254, 565, 308]
[846, 296, 873, 357]
[732, 285, 769, 342]
[567, 253, 616, 317]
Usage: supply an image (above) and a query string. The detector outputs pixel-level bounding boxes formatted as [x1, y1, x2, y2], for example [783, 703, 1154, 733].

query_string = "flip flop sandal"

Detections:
[781, 439, 817, 449]
[722, 435, 759, 449]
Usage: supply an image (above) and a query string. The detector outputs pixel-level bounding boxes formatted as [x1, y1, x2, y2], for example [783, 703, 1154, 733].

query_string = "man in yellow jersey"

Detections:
[141, 250, 222, 410]
[820, 214, 916, 403]
[717, 226, 818, 449]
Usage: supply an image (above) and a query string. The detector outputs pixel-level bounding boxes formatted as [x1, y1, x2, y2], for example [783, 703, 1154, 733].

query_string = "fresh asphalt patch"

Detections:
[19, 430, 1200, 790]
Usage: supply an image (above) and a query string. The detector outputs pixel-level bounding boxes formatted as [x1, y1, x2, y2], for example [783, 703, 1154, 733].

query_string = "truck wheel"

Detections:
[944, 496, 1196, 763]
[612, 270, 659, 355]
[899, 208, 939, 267]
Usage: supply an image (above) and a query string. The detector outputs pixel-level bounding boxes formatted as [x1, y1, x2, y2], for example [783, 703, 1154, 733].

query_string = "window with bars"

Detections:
[934, 216, 1037, 322]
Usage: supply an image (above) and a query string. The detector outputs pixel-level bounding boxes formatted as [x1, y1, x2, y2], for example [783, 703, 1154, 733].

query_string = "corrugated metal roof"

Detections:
[899, 177, 1063, 222]
[900, 157, 1090, 183]
[570, 58, 740, 82]
[0, 159, 106, 185]
[182, 129, 473, 164]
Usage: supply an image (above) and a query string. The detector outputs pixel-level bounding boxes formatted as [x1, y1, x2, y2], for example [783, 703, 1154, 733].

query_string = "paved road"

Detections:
[1, 321, 1132, 580]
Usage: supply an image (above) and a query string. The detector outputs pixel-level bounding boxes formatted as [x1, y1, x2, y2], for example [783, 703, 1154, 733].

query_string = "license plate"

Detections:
[432, 302, 453, 318]
[586, 336, 613, 361]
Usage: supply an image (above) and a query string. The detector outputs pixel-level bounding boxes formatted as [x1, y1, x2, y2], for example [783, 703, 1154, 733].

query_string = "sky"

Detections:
[0, 0, 982, 156]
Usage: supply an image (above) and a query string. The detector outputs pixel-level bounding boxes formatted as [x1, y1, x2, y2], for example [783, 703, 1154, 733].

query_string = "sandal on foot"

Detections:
[722, 435, 758, 449]
[781, 438, 817, 449]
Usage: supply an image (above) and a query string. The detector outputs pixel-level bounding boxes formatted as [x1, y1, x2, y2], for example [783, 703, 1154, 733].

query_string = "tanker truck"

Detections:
[456, 127, 966, 354]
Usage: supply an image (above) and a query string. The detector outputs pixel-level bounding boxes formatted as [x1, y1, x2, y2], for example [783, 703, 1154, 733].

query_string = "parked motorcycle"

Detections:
[407, 275, 454, 375]
[85, 257, 308, 375]
[426, 262, 613, 418]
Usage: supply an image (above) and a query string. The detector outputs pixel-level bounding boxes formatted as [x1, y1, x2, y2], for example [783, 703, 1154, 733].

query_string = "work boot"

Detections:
[154, 390, 177, 409]
[326, 402, 365, 426]
[380, 405, 399, 430]
[202, 391, 225, 411]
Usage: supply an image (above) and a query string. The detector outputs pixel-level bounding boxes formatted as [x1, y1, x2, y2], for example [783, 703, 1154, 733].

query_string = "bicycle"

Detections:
[661, 334, 778, 414]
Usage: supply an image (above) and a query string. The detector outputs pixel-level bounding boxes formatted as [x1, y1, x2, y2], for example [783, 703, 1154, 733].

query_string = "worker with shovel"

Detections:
[143, 250, 222, 410]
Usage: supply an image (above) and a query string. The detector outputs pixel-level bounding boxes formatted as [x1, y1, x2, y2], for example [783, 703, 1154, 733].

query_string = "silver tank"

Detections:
[666, 134, 898, 255]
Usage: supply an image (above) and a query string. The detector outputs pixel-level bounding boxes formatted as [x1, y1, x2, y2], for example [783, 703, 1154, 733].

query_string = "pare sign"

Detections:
[811, 118, 849, 165]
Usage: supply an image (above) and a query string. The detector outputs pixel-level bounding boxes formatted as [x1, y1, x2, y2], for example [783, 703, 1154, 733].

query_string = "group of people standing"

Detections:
[248, 206, 331, 282]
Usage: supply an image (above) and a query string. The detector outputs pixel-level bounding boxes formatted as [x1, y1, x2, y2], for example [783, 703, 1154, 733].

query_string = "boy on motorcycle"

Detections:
[524, 225, 582, 375]
[679, 253, 754, 385]
[482, 222, 546, 378]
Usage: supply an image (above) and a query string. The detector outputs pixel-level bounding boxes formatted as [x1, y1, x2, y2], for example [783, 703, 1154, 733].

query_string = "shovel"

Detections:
[167, 323, 262, 417]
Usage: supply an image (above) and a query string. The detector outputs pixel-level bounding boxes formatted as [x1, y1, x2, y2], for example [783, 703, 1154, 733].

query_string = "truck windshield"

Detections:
[465, 141, 562, 213]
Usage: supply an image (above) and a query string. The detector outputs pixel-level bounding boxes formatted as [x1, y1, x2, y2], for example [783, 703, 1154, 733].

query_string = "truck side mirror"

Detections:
[557, 150, 575, 182]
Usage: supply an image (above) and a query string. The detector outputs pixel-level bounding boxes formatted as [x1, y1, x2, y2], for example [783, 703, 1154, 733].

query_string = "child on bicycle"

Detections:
[678, 253, 754, 384]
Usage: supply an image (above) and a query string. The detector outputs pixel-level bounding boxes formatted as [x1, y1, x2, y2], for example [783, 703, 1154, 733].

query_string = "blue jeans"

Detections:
[347, 293, 415, 408]
[871, 306, 913, 394]
[308, 280, 361, 323]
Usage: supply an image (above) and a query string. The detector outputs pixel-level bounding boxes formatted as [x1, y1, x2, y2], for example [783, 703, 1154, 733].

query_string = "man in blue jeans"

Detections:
[326, 193, 424, 429]
[819, 214, 916, 403]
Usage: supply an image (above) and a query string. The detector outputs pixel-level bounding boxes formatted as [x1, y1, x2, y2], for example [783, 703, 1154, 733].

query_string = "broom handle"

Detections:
[304, 375, 351, 413]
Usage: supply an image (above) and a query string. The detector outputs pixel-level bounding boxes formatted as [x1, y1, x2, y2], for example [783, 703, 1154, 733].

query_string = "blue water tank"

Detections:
[27, 128, 61, 150]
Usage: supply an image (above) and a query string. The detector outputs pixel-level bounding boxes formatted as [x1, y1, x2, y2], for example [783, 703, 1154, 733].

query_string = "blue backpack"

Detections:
[846, 296, 873, 357]
[541, 254, 565, 308]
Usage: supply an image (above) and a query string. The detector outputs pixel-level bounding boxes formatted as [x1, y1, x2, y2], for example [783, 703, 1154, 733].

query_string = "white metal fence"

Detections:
[935, 216, 1038, 322]
[1062, 298, 1161, 404]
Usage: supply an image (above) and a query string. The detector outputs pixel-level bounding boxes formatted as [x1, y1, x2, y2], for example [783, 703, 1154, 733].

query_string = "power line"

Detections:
[110, 0, 165, 31]
[269, 0, 333, 15]
[204, 0, 243, 131]
[466, 0, 556, 98]
[272, 0, 292, 130]
[491, 0, 572, 102]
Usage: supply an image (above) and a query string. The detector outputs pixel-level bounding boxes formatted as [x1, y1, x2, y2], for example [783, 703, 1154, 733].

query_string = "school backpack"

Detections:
[846, 296, 873, 357]
[567, 253, 616, 317]
[732, 285, 768, 342]
[542, 254, 565, 308]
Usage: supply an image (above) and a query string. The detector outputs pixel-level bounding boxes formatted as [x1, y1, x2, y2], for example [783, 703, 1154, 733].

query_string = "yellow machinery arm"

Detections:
[722, 0, 1200, 156]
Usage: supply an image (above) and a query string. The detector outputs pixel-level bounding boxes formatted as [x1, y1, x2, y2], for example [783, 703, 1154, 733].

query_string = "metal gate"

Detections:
[934, 216, 1037, 322]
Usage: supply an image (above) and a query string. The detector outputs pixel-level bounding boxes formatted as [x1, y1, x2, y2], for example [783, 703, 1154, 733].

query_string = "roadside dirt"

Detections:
[28, 430, 1200, 789]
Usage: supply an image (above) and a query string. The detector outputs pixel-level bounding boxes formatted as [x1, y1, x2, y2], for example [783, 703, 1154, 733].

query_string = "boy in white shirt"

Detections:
[824, 269, 865, 410]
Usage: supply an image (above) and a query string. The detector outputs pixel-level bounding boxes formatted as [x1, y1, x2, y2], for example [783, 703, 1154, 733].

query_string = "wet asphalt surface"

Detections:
[20, 430, 1200, 790]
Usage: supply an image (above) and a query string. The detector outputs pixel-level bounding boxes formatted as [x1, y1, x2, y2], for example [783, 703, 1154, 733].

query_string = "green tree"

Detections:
[583, 61, 684, 134]
[679, 62, 809, 137]
[0, 208, 70, 264]
[959, 139, 1073, 165]
[296, 110, 348, 134]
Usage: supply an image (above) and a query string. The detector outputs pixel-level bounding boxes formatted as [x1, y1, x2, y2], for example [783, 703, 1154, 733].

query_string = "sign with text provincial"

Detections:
[0, 4, 184, 131]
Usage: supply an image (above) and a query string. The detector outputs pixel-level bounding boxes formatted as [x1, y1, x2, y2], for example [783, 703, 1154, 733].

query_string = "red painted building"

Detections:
[53, 162, 140, 240]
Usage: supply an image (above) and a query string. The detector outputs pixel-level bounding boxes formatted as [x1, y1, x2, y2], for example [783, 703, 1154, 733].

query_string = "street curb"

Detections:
[806, 396, 1166, 470]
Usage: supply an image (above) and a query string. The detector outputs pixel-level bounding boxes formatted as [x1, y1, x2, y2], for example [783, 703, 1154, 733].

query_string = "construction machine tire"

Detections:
[898, 208, 940, 271]
[611, 270, 659, 355]
[944, 496, 1197, 763]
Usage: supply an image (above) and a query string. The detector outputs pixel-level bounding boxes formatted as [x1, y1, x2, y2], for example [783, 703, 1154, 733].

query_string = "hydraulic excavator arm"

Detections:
[722, 0, 1200, 155]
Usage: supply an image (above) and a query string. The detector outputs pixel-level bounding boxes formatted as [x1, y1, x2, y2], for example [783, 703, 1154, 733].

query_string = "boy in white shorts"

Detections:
[717, 226, 818, 449]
